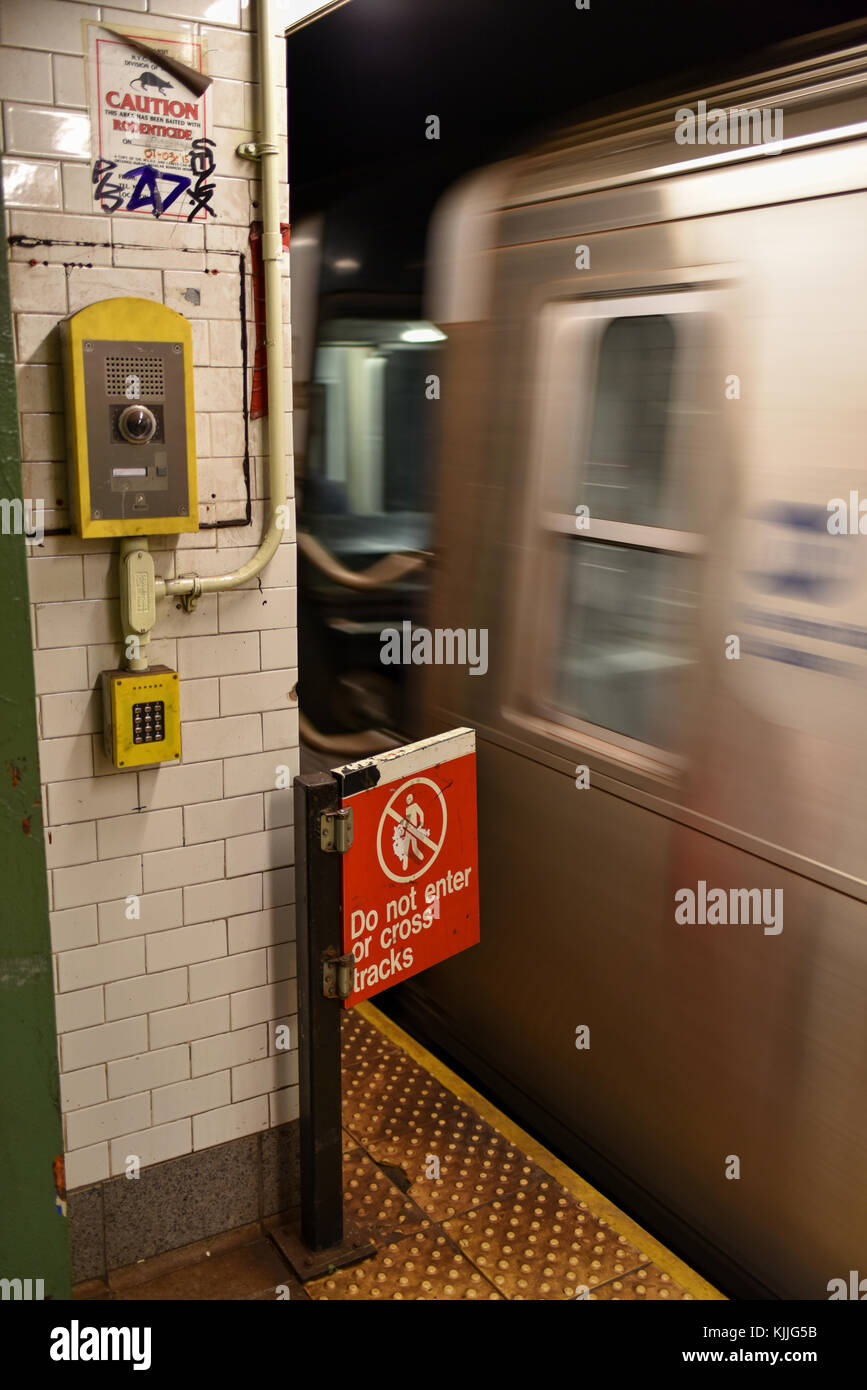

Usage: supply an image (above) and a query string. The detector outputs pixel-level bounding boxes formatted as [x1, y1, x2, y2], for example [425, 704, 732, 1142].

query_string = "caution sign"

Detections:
[87, 24, 213, 221]
[336, 728, 479, 1007]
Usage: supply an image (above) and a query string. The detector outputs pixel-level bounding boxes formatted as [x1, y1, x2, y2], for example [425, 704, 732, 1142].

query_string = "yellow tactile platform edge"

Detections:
[358, 1000, 725, 1301]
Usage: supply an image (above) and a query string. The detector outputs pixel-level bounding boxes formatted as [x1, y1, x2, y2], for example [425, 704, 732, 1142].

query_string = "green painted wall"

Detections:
[0, 189, 71, 1298]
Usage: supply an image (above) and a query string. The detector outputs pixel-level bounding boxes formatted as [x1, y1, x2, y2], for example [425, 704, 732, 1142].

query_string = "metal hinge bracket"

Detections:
[320, 807, 353, 853]
[322, 950, 354, 1000]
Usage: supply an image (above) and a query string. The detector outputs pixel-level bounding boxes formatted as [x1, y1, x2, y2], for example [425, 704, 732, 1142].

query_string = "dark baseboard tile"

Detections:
[67, 1121, 300, 1284]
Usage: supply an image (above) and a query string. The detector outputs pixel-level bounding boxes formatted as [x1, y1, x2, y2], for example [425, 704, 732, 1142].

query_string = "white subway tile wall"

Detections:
[2, 0, 298, 1192]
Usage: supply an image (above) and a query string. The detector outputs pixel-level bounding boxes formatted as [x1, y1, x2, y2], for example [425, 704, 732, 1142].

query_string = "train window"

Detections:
[584, 315, 676, 527]
[516, 291, 713, 760]
[304, 319, 445, 530]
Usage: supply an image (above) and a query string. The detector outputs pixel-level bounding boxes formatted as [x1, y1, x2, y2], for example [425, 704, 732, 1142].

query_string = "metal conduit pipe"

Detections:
[155, 0, 287, 602]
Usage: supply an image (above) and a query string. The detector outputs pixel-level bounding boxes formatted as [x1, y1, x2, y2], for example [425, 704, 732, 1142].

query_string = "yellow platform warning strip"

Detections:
[359, 999, 725, 1301]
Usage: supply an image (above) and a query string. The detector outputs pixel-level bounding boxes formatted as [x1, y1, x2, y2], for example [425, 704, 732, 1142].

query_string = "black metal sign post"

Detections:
[269, 771, 376, 1281]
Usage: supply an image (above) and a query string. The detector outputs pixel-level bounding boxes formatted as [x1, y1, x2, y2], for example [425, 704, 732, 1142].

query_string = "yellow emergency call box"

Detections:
[101, 666, 181, 769]
[62, 298, 198, 539]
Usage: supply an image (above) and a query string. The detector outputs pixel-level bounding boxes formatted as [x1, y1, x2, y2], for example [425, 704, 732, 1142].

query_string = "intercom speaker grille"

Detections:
[105, 356, 165, 399]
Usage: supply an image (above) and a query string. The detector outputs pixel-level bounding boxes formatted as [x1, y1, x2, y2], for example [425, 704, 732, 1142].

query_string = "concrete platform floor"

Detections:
[74, 1003, 722, 1301]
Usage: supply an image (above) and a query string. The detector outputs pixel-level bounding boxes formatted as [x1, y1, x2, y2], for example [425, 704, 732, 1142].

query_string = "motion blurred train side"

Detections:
[295, 28, 867, 1297]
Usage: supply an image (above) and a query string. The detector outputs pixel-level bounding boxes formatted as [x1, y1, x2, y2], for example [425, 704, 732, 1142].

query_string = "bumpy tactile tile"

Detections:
[444, 1182, 649, 1299]
[341, 1009, 402, 1073]
[307, 1230, 502, 1300]
[589, 1264, 694, 1299]
[343, 1147, 432, 1241]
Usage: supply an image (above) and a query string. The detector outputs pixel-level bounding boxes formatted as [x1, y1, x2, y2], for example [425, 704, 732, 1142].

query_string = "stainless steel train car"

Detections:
[385, 30, 867, 1299]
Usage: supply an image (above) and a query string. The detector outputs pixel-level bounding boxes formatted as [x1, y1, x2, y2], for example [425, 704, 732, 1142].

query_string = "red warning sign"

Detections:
[337, 728, 479, 1007]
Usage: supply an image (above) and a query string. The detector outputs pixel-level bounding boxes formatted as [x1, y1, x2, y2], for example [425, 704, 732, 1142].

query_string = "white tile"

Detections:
[147, 919, 226, 974]
[86, 639, 175, 688]
[53, 855, 141, 912]
[61, 1065, 107, 1113]
[36, 598, 118, 648]
[15, 313, 62, 364]
[207, 323, 244, 369]
[198, 458, 247, 505]
[181, 714, 261, 764]
[164, 268, 240, 320]
[105, 967, 188, 1022]
[210, 75, 246, 129]
[149, 997, 229, 1049]
[230, 980, 296, 1030]
[108, 1120, 191, 1178]
[61, 161, 94, 214]
[152, 593, 217, 640]
[226, 826, 292, 878]
[8, 261, 66, 313]
[267, 943, 295, 984]
[66, 1093, 150, 1151]
[176, 631, 259, 678]
[0, 47, 53, 102]
[184, 793, 262, 846]
[232, 1051, 297, 1103]
[152, 1070, 230, 1125]
[0, 1, 99, 54]
[184, 871, 261, 926]
[97, 808, 183, 860]
[66, 266, 162, 315]
[38, 735, 93, 783]
[5, 105, 91, 161]
[54, 985, 104, 1034]
[263, 867, 293, 910]
[45, 820, 97, 869]
[58, 936, 145, 993]
[260, 626, 298, 671]
[218, 585, 295, 633]
[98, 888, 184, 943]
[2, 157, 62, 211]
[65, 1142, 109, 1190]
[61, 1016, 147, 1071]
[137, 759, 222, 811]
[192, 1094, 266, 1151]
[262, 709, 298, 752]
[223, 747, 298, 798]
[180, 677, 220, 721]
[82, 553, 118, 599]
[201, 24, 254, 80]
[190, 1023, 266, 1078]
[189, 948, 265, 1002]
[269, 1086, 299, 1127]
[40, 689, 100, 738]
[193, 365, 243, 413]
[108, 1046, 190, 1100]
[16, 363, 64, 414]
[219, 669, 294, 718]
[228, 905, 293, 954]
[50, 904, 98, 952]
[26, 554, 83, 603]
[52, 53, 87, 108]
[21, 412, 65, 460]
[33, 647, 88, 698]
[46, 774, 135, 829]
[142, 841, 224, 894]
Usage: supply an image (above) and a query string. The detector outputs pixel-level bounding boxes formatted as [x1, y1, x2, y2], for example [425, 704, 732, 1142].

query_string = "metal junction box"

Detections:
[62, 297, 198, 539]
[101, 666, 181, 769]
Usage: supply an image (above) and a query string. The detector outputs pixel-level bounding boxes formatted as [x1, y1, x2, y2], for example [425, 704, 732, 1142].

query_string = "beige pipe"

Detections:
[157, 0, 287, 601]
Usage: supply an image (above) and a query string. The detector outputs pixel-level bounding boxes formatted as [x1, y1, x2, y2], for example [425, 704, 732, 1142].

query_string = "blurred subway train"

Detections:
[292, 25, 867, 1298]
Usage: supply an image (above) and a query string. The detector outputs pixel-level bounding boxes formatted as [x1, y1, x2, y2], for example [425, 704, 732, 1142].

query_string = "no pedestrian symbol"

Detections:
[334, 728, 480, 1007]
[377, 777, 447, 883]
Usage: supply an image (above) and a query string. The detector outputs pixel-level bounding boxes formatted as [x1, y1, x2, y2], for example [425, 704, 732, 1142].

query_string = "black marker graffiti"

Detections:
[186, 138, 217, 222]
